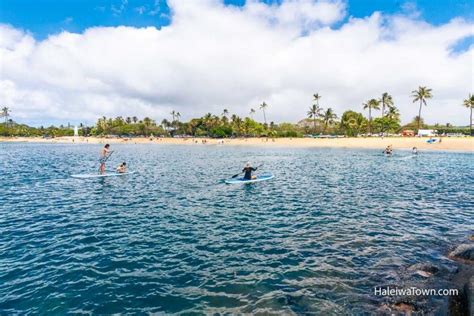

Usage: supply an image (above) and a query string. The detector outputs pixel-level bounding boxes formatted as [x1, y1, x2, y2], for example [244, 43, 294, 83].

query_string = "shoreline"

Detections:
[1, 136, 473, 152]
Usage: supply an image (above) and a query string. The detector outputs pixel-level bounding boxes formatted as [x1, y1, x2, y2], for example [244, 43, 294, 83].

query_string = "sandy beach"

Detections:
[1, 136, 473, 152]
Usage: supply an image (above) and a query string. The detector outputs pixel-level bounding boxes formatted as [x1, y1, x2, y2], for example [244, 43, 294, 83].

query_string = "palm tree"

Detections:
[143, 117, 152, 136]
[161, 119, 170, 130]
[233, 116, 243, 136]
[170, 111, 176, 122]
[259, 102, 268, 125]
[411, 86, 433, 131]
[313, 93, 321, 107]
[307, 104, 323, 133]
[126, 117, 132, 124]
[386, 106, 400, 121]
[132, 116, 138, 124]
[380, 92, 394, 117]
[249, 108, 256, 119]
[98, 116, 108, 134]
[221, 109, 229, 124]
[463, 94, 474, 136]
[363, 99, 380, 134]
[1, 107, 11, 125]
[322, 108, 337, 133]
[143, 117, 152, 126]
[231, 114, 238, 123]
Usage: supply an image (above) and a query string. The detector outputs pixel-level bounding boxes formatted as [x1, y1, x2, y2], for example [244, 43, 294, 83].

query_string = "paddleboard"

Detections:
[71, 171, 136, 179]
[225, 174, 274, 184]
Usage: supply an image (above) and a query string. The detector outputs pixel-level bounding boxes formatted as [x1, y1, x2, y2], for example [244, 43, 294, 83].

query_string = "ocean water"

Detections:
[0, 142, 473, 314]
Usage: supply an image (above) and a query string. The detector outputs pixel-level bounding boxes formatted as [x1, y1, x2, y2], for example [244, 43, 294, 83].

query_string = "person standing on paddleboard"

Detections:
[99, 144, 112, 174]
[242, 162, 257, 180]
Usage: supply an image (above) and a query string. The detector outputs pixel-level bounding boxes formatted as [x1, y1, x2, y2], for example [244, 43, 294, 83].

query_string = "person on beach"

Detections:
[99, 144, 112, 174]
[242, 162, 257, 180]
[116, 162, 127, 173]
[412, 147, 418, 155]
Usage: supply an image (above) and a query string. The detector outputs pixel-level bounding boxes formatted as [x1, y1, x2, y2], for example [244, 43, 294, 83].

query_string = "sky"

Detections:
[0, 0, 473, 126]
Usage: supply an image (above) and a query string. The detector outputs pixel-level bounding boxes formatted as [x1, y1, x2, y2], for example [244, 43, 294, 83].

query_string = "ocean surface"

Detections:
[1, 142, 473, 314]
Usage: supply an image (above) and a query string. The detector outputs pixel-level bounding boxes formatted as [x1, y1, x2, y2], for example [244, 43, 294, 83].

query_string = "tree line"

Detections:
[1, 89, 473, 137]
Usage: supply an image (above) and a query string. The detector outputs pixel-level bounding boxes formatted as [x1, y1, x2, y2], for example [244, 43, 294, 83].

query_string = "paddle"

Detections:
[98, 150, 114, 172]
[231, 164, 263, 178]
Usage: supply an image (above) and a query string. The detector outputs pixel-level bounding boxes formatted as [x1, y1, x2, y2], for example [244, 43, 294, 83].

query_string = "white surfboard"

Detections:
[71, 171, 136, 179]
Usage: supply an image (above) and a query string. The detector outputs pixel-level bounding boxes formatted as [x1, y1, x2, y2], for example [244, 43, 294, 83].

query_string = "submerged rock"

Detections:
[407, 263, 440, 277]
[448, 264, 474, 315]
[377, 302, 416, 315]
[393, 302, 416, 313]
[449, 244, 474, 263]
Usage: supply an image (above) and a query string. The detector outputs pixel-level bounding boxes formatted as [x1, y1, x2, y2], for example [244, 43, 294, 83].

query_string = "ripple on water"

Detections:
[0, 143, 473, 314]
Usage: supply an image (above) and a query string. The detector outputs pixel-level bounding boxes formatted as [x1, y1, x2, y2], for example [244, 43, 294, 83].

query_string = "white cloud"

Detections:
[0, 0, 472, 126]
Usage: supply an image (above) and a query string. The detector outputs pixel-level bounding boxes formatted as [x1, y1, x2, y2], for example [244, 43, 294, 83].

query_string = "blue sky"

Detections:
[1, 0, 473, 40]
[0, 0, 472, 126]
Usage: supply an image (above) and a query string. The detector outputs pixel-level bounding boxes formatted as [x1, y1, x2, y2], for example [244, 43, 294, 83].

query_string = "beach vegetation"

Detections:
[463, 94, 474, 136]
[259, 102, 268, 125]
[307, 104, 323, 133]
[2, 89, 472, 138]
[363, 99, 381, 134]
[411, 86, 433, 132]
[340, 111, 367, 136]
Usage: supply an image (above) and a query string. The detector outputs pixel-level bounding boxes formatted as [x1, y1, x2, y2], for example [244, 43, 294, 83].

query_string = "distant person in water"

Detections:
[116, 162, 127, 173]
[412, 147, 418, 155]
[383, 145, 393, 155]
[99, 144, 112, 174]
[242, 162, 257, 180]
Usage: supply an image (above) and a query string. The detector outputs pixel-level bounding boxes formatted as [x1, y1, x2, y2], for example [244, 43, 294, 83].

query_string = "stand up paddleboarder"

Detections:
[99, 144, 113, 174]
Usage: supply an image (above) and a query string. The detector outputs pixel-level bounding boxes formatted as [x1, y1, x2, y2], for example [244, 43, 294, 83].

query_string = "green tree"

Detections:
[1, 107, 11, 125]
[380, 92, 394, 117]
[313, 93, 321, 107]
[259, 102, 268, 125]
[249, 108, 256, 119]
[307, 104, 322, 133]
[411, 86, 433, 131]
[386, 106, 400, 121]
[221, 109, 229, 124]
[340, 110, 367, 136]
[363, 99, 380, 134]
[463, 93, 474, 136]
[143, 117, 153, 136]
[322, 108, 337, 133]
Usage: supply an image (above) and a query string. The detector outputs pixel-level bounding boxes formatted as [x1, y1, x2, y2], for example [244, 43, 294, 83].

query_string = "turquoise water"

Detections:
[1, 143, 473, 314]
